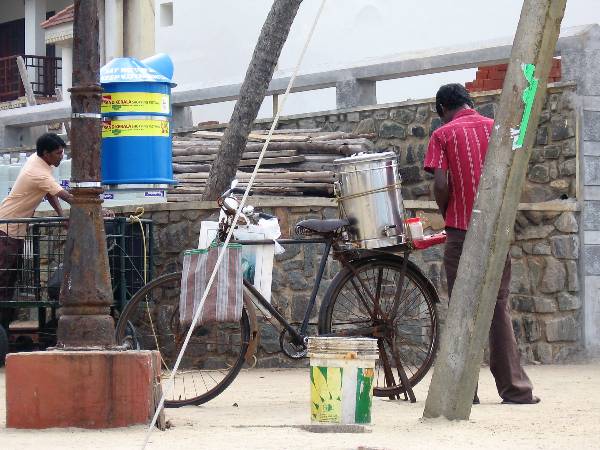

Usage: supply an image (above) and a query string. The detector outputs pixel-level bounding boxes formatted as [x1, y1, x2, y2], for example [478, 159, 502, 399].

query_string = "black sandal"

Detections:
[501, 396, 541, 405]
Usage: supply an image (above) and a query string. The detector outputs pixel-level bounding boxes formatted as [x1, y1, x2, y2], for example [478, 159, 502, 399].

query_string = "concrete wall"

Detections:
[560, 25, 600, 355]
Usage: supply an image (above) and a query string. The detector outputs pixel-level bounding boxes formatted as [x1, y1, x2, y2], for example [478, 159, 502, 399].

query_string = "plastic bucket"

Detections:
[308, 337, 378, 425]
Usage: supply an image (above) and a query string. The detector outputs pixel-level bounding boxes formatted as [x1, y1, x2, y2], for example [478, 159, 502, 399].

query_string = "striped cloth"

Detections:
[423, 109, 494, 231]
[179, 243, 243, 327]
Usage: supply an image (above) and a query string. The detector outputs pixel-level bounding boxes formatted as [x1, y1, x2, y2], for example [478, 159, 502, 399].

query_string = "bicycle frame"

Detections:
[233, 237, 332, 346]
[233, 236, 413, 349]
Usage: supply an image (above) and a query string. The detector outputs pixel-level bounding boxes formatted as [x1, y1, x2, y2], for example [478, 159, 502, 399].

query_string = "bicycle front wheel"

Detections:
[115, 272, 251, 407]
[318, 256, 439, 397]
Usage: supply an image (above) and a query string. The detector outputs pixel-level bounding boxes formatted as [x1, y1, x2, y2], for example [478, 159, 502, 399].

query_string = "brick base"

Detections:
[5, 350, 162, 429]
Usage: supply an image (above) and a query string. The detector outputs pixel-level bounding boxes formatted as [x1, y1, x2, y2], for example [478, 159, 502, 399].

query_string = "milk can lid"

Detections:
[333, 151, 396, 165]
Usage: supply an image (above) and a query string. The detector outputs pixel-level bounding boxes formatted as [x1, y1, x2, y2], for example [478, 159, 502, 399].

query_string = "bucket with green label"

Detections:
[308, 337, 378, 426]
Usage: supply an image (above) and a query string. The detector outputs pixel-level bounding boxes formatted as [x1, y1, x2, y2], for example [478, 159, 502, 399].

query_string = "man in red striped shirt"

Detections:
[424, 83, 539, 405]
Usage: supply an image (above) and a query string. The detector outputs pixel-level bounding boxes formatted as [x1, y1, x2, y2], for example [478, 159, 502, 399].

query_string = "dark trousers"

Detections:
[0, 230, 23, 329]
[444, 227, 534, 402]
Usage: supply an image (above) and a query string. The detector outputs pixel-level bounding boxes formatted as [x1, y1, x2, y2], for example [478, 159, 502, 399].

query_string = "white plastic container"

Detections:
[308, 337, 378, 426]
[0, 154, 10, 202]
[7, 153, 27, 196]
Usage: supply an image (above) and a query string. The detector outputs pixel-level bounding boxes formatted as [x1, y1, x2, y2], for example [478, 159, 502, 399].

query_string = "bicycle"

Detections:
[115, 185, 441, 408]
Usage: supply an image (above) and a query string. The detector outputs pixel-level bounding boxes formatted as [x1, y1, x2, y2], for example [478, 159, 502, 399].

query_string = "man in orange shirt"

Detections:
[0, 133, 73, 329]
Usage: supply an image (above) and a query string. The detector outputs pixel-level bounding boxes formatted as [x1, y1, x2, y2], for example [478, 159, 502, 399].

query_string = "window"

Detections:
[160, 2, 173, 27]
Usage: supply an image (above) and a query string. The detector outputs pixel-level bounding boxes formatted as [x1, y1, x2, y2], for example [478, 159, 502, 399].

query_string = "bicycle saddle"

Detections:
[295, 218, 350, 235]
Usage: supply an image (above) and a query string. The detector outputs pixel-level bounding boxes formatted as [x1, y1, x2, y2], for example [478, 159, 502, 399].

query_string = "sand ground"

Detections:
[1, 362, 599, 450]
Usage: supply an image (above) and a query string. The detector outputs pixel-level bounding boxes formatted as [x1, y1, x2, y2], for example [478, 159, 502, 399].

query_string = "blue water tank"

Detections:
[100, 56, 176, 185]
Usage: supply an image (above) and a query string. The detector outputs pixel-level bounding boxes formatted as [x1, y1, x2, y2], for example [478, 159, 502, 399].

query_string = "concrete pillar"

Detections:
[123, 0, 155, 59]
[336, 78, 376, 109]
[25, 0, 48, 83]
[172, 105, 194, 131]
[0, 125, 26, 148]
[561, 24, 600, 355]
[105, 0, 124, 62]
[59, 44, 73, 101]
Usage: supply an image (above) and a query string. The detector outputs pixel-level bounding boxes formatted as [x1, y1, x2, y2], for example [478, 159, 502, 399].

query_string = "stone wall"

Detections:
[115, 83, 583, 365]
[253, 83, 582, 363]
[118, 204, 581, 365]
[255, 83, 578, 206]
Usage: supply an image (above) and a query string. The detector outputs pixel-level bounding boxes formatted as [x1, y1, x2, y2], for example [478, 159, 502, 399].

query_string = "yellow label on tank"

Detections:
[102, 119, 170, 138]
[101, 92, 170, 114]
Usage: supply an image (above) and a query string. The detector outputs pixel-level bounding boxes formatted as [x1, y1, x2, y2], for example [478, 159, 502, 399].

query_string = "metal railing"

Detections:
[0, 54, 62, 102]
[0, 217, 153, 315]
[0, 24, 595, 144]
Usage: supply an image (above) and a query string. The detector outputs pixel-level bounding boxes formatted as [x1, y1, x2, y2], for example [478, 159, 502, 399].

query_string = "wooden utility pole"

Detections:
[423, 0, 567, 420]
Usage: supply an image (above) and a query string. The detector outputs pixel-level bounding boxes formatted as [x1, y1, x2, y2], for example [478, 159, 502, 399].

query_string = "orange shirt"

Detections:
[0, 154, 62, 238]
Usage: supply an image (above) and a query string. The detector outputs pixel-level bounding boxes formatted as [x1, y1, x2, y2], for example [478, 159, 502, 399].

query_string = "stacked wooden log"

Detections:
[168, 129, 375, 201]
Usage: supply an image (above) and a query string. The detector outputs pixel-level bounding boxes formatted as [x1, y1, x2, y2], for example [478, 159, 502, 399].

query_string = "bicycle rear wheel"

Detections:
[318, 256, 439, 397]
[115, 271, 251, 407]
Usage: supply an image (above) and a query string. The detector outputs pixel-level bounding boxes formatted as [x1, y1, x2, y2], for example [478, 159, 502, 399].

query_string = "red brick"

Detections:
[476, 69, 489, 80]
[489, 69, 507, 80]
[483, 63, 508, 72]
[472, 79, 483, 89]
[549, 67, 562, 79]
[483, 79, 503, 90]
[6, 350, 162, 429]
[465, 82, 474, 91]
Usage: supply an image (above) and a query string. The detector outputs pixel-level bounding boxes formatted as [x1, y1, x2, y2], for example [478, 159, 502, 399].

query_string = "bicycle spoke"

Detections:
[323, 259, 438, 397]
[115, 272, 251, 407]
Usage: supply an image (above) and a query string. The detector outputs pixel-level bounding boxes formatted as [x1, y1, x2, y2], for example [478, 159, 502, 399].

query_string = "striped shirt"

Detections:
[423, 109, 493, 231]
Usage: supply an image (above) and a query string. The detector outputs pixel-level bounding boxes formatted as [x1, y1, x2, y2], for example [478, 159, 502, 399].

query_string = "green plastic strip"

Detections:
[513, 63, 539, 150]
[354, 367, 374, 424]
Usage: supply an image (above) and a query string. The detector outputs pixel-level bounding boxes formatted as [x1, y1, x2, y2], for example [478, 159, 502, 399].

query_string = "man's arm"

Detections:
[48, 190, 115, 219]
[46, 189, 74, 217]
[433, 168, 449, 219]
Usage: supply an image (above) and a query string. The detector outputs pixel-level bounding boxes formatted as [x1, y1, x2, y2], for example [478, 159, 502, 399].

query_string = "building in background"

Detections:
[153, 0, 600, 124]
[0, 0, 154, 105]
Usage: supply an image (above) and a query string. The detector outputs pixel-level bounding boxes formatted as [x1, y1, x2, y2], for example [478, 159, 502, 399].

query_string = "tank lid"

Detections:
[101, 57, 175, 85]
[333, 151, 396, 165]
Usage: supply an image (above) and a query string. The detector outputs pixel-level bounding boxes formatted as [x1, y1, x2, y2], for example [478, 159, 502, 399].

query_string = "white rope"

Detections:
[142, 1, 328, 447]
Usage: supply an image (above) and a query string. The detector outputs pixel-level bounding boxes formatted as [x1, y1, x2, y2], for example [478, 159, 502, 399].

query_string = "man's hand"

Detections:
[433, 168, 449, 219]
[56, 189, 74, 205]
